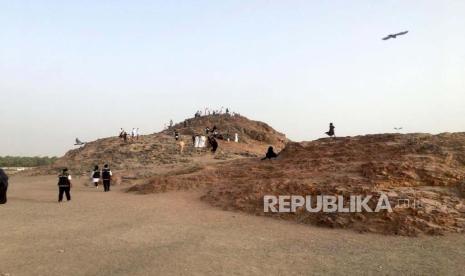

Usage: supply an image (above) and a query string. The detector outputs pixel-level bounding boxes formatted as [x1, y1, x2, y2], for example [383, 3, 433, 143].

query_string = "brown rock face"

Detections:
[136, 132, 465, 236]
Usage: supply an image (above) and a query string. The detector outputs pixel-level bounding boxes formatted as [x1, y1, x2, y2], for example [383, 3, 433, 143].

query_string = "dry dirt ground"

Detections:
[1, 176, 464, 276]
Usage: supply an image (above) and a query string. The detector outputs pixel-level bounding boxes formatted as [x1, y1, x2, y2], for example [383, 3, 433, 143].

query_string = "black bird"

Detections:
[382, 31, 408, 40]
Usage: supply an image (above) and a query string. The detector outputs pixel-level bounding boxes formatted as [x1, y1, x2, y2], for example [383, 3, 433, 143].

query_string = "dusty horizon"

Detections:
[1, 1, 464, 156]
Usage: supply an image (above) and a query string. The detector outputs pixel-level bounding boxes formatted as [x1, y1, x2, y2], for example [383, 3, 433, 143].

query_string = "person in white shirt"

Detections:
[131, 128, 136, 140]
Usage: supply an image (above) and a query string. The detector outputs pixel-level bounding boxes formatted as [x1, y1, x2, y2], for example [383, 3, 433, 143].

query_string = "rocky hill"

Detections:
[50, 114, 287, 177]
[165, 114, 287, 146]
[131, 132, 465, 236]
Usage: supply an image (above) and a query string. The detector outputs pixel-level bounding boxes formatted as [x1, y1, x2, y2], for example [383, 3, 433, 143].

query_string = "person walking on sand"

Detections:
[102, 164, 112, 192]
[91, 165, 100, 189]
[58, 168, 72, 202]
[0, 168, 9, 204]
[325, 123, 336, 138]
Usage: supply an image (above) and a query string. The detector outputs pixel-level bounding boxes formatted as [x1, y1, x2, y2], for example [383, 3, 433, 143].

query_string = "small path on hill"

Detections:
[1, 175, 464, 275]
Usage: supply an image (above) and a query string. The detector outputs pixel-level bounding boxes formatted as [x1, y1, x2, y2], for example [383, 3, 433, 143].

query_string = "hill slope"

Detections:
[51, 114, 287, 176]
[131, 132, 465, 236]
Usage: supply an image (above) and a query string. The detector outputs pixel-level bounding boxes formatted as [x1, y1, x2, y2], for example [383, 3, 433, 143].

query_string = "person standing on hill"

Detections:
[325, 123, 336, 138]
[58, 168, 72, 202]
[208, 136, 218, 153]
[174, 130, 180, 141]
[0, 168, 9, 204]
[91, 165, 100, 189]
[131, 128, 136, 140]
[102, 164, 112, 192]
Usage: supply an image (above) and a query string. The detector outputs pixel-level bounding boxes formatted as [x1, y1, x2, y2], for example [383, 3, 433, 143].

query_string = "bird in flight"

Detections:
[74, 138, 86, 146]
[382, 31, 408, 40]
[394, 127, 403, 131]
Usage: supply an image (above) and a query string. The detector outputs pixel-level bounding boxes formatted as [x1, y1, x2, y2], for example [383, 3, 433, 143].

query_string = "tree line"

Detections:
[0, 156, 58, 167]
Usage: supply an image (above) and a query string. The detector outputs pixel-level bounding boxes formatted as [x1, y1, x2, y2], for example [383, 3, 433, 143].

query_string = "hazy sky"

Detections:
[1, 0, 464, 156]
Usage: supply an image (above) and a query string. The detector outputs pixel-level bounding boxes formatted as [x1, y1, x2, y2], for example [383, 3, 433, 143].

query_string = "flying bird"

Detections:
[74, 138, 86, 146]
[394, 127, 403, 131]
[382, 31, 408, 40]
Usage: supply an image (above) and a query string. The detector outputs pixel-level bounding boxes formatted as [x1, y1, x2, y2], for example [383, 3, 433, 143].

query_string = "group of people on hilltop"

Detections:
[119, 128, 140, 142]
[194, 107, 239, 118]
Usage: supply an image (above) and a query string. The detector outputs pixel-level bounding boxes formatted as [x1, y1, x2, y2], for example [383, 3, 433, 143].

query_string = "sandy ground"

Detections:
[1, 176, 464, 276]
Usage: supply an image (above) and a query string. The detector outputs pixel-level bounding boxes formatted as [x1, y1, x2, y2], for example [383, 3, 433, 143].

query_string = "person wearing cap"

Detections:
[57, 168, 72, 202]
[102, 164, 113, 192]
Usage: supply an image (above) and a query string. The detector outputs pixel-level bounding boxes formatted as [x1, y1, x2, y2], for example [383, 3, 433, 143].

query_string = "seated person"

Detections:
[261, 146, 278, 160]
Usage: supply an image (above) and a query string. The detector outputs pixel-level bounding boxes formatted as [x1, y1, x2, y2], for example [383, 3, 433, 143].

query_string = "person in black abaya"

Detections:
[0, 168, 9, 204]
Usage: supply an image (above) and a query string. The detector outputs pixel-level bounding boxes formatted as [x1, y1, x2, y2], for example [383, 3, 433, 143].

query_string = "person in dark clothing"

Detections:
[174, 130, 180, 141]
[192, 135, 196, 146]
[0, 168, 9, 204]
[261, 146, 278, 160]
[102, 164, 112, 192]
[58, 168, 72, 202]
[325, 123, 336, 138]
[91, 165, 100, 189]
[208, 136, 218, 153]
